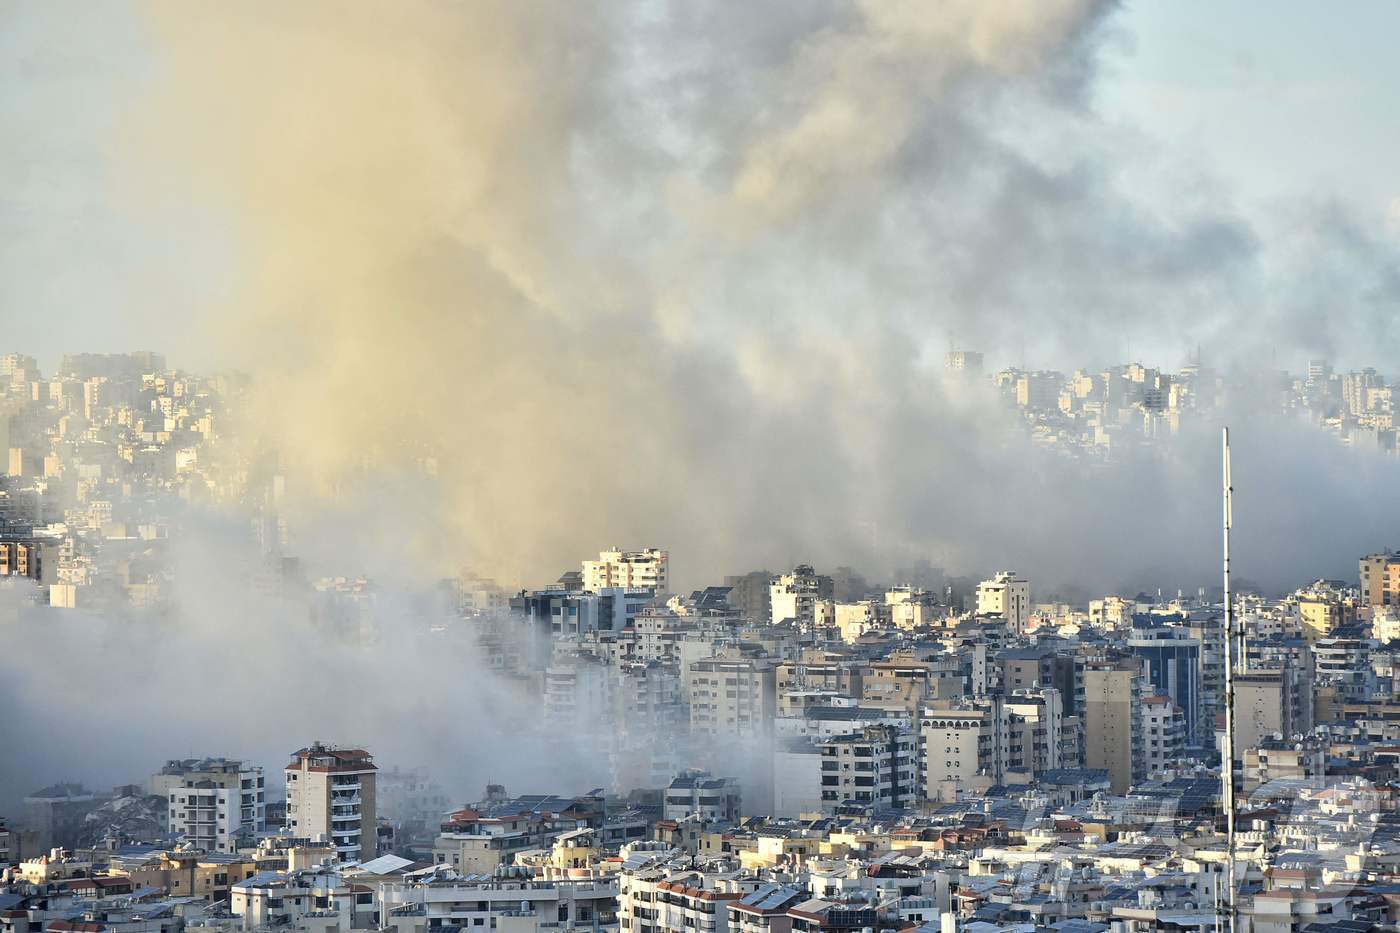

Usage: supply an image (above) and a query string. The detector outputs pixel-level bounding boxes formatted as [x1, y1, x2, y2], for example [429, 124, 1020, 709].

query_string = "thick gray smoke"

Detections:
[2, 1, 1400, 804]
[3, 0, 1398, 589]
[0, 510, 612, 812]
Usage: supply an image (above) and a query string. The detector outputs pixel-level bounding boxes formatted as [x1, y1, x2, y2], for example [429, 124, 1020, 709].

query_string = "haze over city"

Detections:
[3, 3, 1400, 932]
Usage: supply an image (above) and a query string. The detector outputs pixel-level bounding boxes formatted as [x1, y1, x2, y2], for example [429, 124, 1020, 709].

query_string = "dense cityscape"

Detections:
[9, 0, 1400, 931]
[4, 351, 1400, 931]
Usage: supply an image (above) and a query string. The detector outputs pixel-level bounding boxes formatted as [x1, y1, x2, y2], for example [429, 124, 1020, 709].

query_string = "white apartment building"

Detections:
[285, 743, 378, 862]
[663, 770, 742, 823]
[379, 872, 619, 933]
[1141, 695, 1187, 779]
[774, 725, 918, 817]
[231, 866, 368, 933]
[976, 571, 1030, 634]
[151, 758, 265, 853]
[619, 860, 749, 933]
[584, 548, 669, 593]
[769, 566, 832, 627]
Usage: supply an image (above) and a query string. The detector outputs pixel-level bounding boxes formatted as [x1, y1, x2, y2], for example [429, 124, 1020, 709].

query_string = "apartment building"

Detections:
[1293, 581, 1358, 641]
[584, 548, 669, 593]
[884, 587, 942, 629]
[663, 770, 742, 823]
[231, 866, 369, 932]
[976, 572, 1030, 634]
[620, 866, 742, 933]
[380, 871, 619, 933]
[1140, 696, 1186, 779]
[513, 587, 654, 636]
[997, 648, 1080, 715]
[730, 885, 807, 933]
[1361, 552, 1400, 609]
[860, 662, 941, 715]
[1127, 622, 1202, 745]
[151, 758, 266, 853]
[284, 743, 378, 862]
[1003, 689, 1064, 776]
[1233, 670, 1313, 754]
[770, 566, 834, 627]
[920, 705, 1002, 800]
[687, 657, 777, 739]
[791, 725, 917, 816]
[1081, 656, 1145, 794]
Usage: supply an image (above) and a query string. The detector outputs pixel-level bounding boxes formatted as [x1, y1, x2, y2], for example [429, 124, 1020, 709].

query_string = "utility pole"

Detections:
[1221, 427, 1238, 933]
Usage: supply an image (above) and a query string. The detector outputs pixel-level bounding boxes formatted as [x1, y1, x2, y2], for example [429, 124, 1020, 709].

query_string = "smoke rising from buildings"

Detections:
[3, 1, 1400, 805]
[51, 0, 1378, 591]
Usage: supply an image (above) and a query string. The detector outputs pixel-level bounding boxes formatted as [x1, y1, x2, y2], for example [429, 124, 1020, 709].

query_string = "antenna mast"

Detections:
[1221, 427, 1238, 933]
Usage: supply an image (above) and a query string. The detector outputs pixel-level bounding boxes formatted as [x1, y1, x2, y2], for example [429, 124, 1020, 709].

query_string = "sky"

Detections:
[2, 1, 1399, 372]
[1100, 1, 1400, 228]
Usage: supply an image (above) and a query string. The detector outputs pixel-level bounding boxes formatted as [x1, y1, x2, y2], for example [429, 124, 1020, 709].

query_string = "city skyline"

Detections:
[5, 4, 1400, 931]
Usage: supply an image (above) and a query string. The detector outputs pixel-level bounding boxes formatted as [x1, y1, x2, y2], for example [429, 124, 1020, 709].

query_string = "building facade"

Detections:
[151, 758, 266, 853]
[285, 743, 378, 862]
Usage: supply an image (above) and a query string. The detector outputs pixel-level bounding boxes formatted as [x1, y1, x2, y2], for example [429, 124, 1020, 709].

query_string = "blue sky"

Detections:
[1099, 0, 1400, 226]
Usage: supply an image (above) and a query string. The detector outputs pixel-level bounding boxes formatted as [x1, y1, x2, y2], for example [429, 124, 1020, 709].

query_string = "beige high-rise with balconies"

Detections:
[583, 548, 669, 593]
[284, 743, 377, 862]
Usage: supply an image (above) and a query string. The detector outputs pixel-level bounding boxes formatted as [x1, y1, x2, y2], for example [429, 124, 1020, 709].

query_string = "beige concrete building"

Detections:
[285, 743, 378, 862]
[1360, 552, 1400, 609]
[920, 704, 1003, 800]
[1233, 670, 1312, 754]
[686, 655, 777, 739]
[583, 548, 668, 593]
[885, 587, 942, 629]
[976, 572, 1030, 634]
[1081, 657, 1145, 794]
[1293, 581, 1356, 641]
[769, 566, 833, 627]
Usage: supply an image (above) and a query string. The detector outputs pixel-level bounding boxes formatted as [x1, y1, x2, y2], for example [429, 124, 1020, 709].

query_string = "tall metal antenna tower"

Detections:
[1221, 427, 1238, 933]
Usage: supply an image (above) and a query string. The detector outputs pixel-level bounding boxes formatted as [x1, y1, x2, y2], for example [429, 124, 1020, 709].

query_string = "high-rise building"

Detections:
[151, 758, 265, 853]
[774, 725, 917, 816]
[724, 570, 773, 624]
[1003, 688, 1064, 776]
[1140, 696, 1186, 779]
[686, 656, 777, 739]
[1127, 621, 1203, 746]
[1233, 670, 1312, 754]
[583, 548, 669, 593]
[1360, 552, 1400, 609]
[284, 743, 377, 862]
[944, 350, 984, 373]
[976, 572, 1030, 634]
[1081, 656, 1145, 794]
